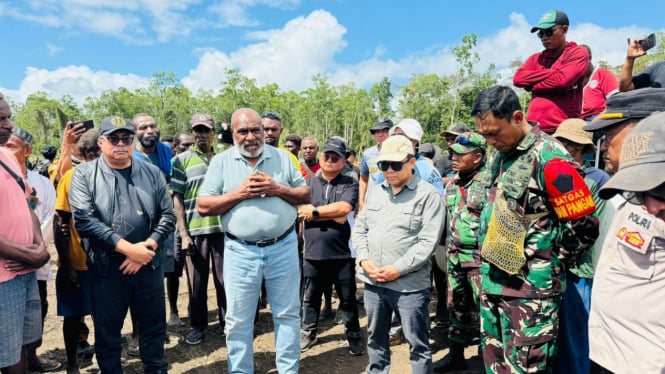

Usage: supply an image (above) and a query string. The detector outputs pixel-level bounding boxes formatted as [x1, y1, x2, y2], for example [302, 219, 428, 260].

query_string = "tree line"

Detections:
[9, 32, 664, 159]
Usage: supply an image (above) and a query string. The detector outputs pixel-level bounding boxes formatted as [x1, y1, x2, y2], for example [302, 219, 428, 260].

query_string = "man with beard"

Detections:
[0, 92, 51, 374]
[198, 108, 310, 374]
[132, 113, 173, 180]
[171, 114, 226, 345]
[261, 111, 306, 176]
[128, 113, 178, 354]
[300, 137, 320, 179]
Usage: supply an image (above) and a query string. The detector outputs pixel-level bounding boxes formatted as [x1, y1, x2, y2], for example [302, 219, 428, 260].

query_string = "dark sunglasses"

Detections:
[323, 154, 341, 163]
[537, 27, 558, 38]
[377, 157, 411, 172]
[103, 134, 134, 146]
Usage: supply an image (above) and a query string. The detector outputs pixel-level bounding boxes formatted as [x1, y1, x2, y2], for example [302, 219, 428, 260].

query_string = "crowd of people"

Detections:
[1, 8, 665, 374]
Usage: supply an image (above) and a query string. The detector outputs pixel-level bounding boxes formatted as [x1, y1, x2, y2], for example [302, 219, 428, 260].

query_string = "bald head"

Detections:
[231, 108, 264, 159]
[231, 108, 261, 131]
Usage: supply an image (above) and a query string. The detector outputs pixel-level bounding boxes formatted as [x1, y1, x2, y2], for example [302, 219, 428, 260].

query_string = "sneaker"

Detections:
[184, 329, 204, 345]
[127, 336, 139, 357]
[300, 332, 318, 352]
[168, 313, 184, 327]
[347, 331, 365, 356]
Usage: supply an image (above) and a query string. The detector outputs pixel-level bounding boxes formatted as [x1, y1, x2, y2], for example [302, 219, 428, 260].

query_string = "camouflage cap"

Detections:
[449, 132, 486, 154]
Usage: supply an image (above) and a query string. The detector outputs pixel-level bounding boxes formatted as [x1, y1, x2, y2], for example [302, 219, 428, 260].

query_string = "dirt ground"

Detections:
[38, 245, 482, 373]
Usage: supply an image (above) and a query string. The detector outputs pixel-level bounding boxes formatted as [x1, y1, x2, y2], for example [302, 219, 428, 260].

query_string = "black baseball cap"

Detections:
[583, 88, 665, 131]
[370, 118, 393, 133]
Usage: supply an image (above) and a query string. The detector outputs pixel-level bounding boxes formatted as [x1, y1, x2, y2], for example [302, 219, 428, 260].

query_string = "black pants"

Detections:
[90, 258, 167, 374]
[184, 233, 226, 331]
[302, 258, 360, 338]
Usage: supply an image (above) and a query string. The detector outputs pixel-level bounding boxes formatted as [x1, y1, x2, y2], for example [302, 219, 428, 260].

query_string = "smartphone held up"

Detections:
[640, 33, 657, 51]
[70, 119, 95, 132]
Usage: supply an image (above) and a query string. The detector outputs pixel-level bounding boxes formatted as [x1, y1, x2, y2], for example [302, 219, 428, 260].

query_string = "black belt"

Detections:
[225, 226, 294, 248]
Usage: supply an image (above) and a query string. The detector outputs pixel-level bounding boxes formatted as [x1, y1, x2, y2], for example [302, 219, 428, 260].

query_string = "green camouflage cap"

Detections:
[450, 132, 486, 154]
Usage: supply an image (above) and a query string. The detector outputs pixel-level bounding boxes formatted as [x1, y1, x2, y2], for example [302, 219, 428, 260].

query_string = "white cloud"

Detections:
[0, 65, 150, 104]
[182, 9, 346, 92]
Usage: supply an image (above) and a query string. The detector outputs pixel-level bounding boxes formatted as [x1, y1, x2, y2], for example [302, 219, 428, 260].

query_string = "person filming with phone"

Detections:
[619, 33, 664, 91]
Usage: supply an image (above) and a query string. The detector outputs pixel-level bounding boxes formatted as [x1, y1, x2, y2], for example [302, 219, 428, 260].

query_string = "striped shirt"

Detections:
[170, 147, 223, 236]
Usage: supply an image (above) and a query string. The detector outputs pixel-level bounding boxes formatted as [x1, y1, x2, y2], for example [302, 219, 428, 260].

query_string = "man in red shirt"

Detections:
[513, 10, 589, 133]
[580, 45, 619, 121]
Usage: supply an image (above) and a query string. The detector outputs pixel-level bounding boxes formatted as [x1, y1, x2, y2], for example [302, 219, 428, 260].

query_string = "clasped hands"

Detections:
[237, 171, 280, 199]
[360, 260, 400, 283]
[120, 239, 158, 275]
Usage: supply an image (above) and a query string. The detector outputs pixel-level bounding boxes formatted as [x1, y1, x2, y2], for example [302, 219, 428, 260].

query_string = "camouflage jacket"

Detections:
[479, 126, 595, 298]
[445, 165, 488, 269]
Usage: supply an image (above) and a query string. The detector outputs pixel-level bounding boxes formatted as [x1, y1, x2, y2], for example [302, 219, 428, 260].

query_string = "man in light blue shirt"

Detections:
[197, 108, 310, 374]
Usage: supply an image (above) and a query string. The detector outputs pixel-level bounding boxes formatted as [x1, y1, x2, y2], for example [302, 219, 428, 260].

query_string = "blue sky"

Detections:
[1, 0, 664, 104]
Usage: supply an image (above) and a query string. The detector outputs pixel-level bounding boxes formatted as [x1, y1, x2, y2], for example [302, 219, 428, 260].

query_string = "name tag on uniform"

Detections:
[613, 205, 655, 254]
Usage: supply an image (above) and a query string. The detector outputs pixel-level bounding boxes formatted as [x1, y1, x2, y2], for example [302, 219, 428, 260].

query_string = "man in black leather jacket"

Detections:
[70, 116, 175, 374]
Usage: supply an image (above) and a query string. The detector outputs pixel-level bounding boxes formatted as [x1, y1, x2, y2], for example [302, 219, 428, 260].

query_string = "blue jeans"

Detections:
[224, 231, 300, 374]
[556, 274, 592, 374]
[364, 284, 432, 374]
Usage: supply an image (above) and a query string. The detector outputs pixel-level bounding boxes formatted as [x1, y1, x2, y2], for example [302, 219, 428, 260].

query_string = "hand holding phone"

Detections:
[70, 119, 95, 132]
[640, 33, 657, 51]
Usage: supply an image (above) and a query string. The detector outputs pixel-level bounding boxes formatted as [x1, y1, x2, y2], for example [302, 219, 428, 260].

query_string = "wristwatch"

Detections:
[312, 207, 320, 218]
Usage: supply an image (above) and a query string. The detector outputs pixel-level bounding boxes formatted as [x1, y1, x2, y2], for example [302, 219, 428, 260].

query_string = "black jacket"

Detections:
[70, 156, 175, 275]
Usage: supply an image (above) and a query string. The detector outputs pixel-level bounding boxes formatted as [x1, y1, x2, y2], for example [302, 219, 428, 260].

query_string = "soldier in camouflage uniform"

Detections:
[433, 132, 487, 373]
[471, 86, 599, 373]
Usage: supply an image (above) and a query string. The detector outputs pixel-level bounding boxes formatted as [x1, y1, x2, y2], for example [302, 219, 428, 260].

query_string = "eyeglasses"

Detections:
[323, 154, 341, 163]
[103, 134, 134, 146]
[260, 111, 282, 121]
[537, 27, 558, 38]
[377, 157, 411, 172]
